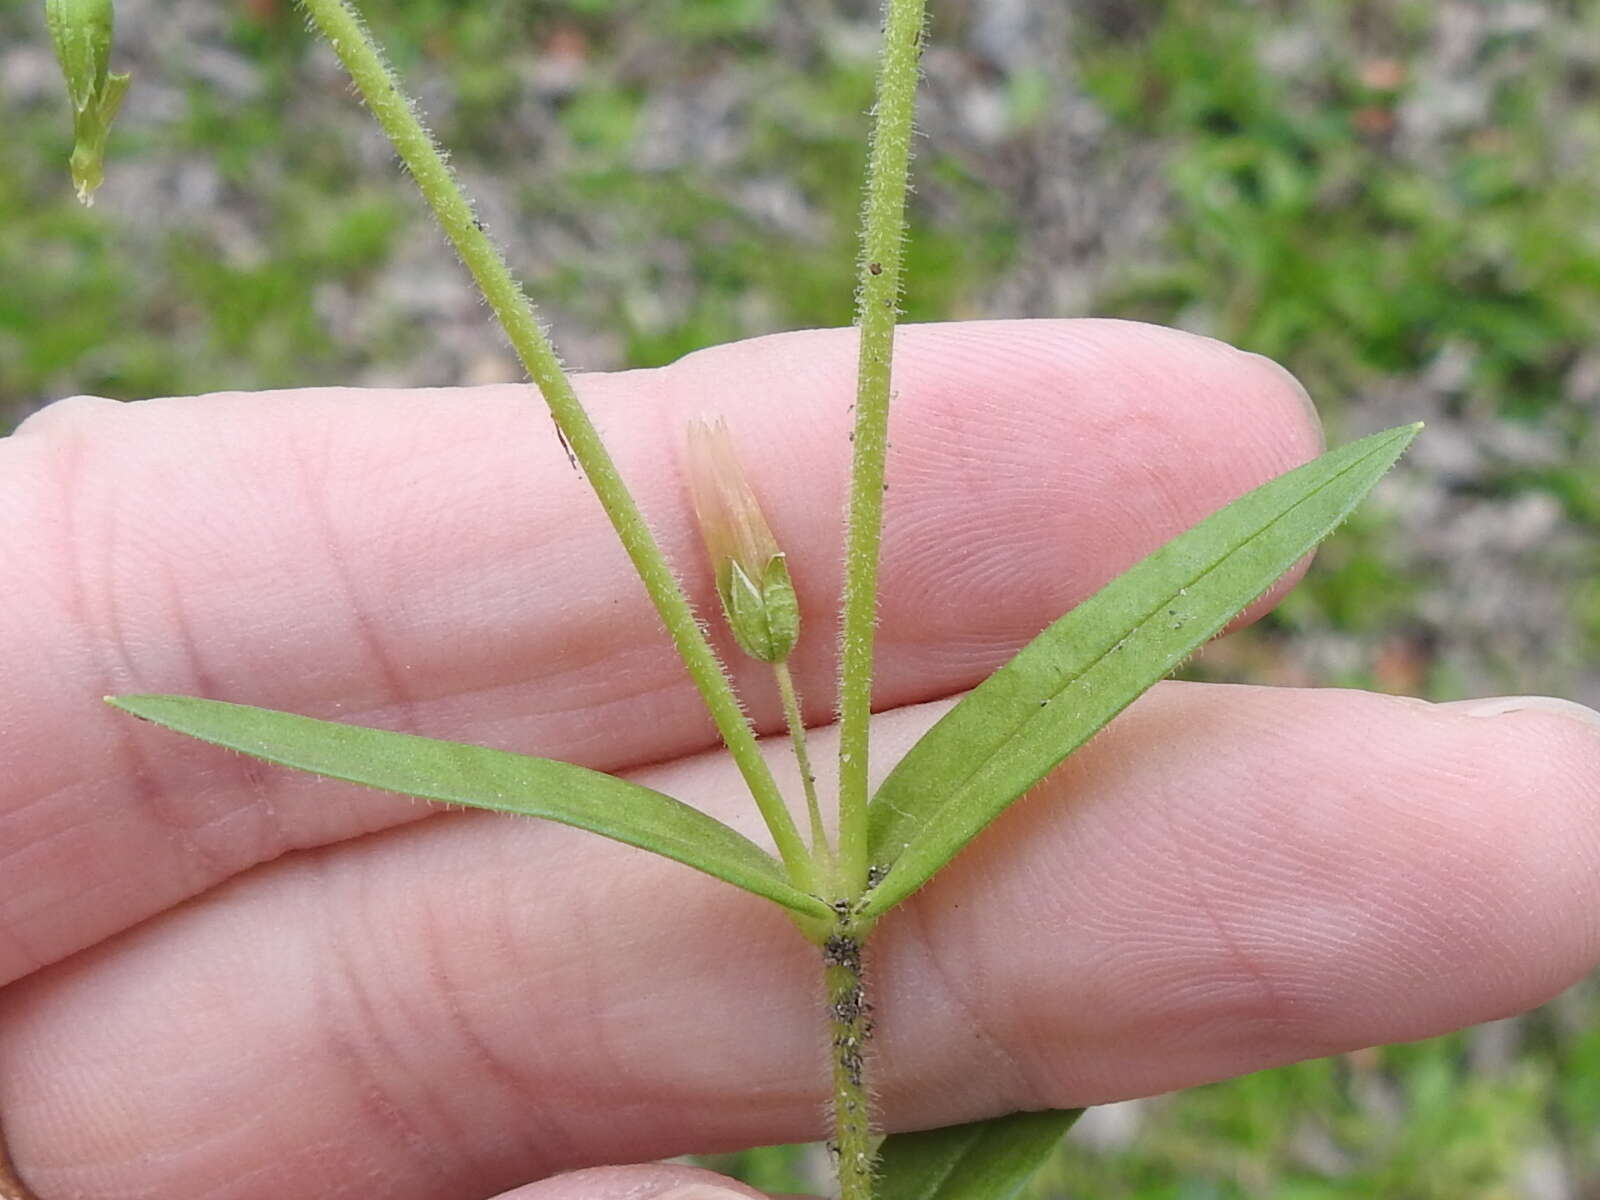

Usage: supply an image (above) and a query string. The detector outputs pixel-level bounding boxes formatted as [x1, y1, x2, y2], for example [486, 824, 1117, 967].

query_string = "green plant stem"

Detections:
[824, 926, 874, 1200]
[293, 0, 818, 897]
[773, 661, 829, 863]
[836, 0, 928, 895]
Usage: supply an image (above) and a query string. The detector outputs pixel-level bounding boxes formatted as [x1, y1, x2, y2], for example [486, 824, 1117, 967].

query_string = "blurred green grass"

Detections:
[1081, 2, 1600, 424]
[5, 0, 1599, 1195]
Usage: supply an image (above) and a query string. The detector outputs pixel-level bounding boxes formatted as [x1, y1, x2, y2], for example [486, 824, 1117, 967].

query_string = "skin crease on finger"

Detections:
[2, 682, 1598, 1200]
[0, 319, 1323, 988]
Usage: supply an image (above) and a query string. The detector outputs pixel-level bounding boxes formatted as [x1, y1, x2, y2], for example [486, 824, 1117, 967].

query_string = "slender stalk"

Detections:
[824, 926, 874, 1200]
[294, 0, 817, 895]
[774, 661, 829, 863]
[835, 0, 929, 894]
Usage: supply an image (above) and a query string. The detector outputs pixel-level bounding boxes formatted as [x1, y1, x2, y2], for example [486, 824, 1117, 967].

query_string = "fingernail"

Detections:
[1448, 695, 1600, 735]
[656, 1186, 755, 1200]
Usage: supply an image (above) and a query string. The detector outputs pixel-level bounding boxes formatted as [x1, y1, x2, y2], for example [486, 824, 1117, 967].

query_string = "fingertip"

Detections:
[1241, 349, 1324, 453]
[494, 1165, 774, 1200]
[1442, 694, 1600, 738]
[10, 393, 123, 440]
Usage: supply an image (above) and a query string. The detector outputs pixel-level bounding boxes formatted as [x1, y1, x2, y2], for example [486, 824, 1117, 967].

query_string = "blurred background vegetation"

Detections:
[4, 0, 1599, 1195]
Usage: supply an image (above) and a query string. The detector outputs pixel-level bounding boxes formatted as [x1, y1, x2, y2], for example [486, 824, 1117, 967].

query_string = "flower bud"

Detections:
[685, 417, 800, 664]
[46, 0, 131, 205]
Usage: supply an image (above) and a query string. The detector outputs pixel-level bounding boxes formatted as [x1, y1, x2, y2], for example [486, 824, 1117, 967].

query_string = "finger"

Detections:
[4, 686, 1595, 1200]
[0, 320, 1320, 981]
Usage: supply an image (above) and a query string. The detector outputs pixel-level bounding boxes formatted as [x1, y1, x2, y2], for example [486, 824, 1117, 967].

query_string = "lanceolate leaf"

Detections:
[108, 694, 830, 920]
[863, 424, 1420, 918]
[876, 1110, 1084, 1200]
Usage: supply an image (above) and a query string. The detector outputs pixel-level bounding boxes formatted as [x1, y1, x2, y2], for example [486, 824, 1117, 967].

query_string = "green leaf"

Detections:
[863, 423, 1420, 918]
[876, 1109, 1083, 1200]
[108, 694, 830, 920]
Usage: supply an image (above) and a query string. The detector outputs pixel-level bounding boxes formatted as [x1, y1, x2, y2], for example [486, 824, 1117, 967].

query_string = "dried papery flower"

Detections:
[685, 417, 800, 664]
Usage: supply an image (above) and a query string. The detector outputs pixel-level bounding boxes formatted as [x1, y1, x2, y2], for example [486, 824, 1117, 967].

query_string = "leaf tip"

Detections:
[1389, 421, 1424, 455]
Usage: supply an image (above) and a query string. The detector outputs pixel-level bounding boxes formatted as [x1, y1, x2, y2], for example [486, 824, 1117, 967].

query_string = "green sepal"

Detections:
[67, 68, 128, 204]
[46, 0, 129, 204]
[720, 553, 800, 664]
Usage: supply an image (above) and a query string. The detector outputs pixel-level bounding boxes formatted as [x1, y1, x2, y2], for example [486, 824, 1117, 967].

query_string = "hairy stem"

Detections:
[774, 661, 829, 863]
[293, 0, 817, 895]
[824, 925, 875, 1200]
[835, 0, 929, 893]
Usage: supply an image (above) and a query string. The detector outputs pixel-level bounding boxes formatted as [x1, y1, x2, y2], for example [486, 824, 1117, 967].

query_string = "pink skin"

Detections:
[0, 319, 1595, 1200]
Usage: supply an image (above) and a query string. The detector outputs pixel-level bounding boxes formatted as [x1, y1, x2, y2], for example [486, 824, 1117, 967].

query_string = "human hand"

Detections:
[2, 321, 1597, 1200]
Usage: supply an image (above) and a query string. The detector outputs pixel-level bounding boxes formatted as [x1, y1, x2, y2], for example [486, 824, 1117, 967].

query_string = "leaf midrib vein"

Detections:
[874, 444, 1387, 863]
